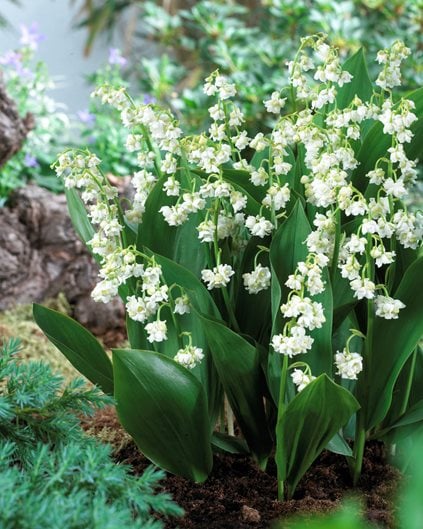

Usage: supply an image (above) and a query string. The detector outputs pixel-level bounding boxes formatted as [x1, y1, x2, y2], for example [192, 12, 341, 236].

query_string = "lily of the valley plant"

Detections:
[34, 35, 423, 499]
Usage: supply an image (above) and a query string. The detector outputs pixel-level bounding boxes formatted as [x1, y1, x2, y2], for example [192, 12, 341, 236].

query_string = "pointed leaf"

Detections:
[33, 304, 113, 394]
[276, 374, 360, 496]
[113, 348, 213, 482]
[352, 87, 423, 193]
[200, 315, 273, 464]
[64, 187, 95, 246]
[357, 257, 423, 430]
[336, 48, 373, 109]
[269, 200, 333, 377]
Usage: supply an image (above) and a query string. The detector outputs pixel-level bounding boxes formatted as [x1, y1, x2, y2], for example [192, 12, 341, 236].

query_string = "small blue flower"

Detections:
[24, 154, 40, 169]
[108, 48, 127, 67]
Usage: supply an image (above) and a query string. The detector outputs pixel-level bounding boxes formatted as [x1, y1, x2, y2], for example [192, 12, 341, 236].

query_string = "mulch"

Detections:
[82, 407, 400, 529]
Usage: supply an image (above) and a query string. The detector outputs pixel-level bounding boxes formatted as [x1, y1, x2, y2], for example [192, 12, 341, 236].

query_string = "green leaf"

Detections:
[269, 200, 333, 378]
[137, 174, 208, 277]
[352, 87, 423, 193]
[113, 348, 212, 482]
[221, 168, 267, 205]
[64, 188, 95, 246]
[211, 432, 250, 455]
[235, 235, 272, 342]
[270, 200, 311, 333]
[140, 253, 223, 428]
[326, 432, 353, 457]
[399, 435, 423, 529]
[357, 257, 423, 430]
[200, 315, 273, 465]
[276, 374, 360, 497]
[33, 304, 113, 394]
[391, 399, 423, 430]
[336, 48, 373, 109]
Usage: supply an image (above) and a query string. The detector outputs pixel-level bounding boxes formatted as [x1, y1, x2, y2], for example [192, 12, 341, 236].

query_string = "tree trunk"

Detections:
[0, 73, 34, 168]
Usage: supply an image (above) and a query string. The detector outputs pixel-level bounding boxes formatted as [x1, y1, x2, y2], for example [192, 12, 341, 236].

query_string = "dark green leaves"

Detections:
[270, 200, 333, 377]
[33, 304, 114, 394]
[201, 316, 272, 465]
[270, 200, 311, 334]
[358, 257, 423, 430]
[276, 374, 360, 497]
[337, 48, 373, 109]
[64, 187, 95, 246]
[113, 348, 213, 482]
[352, 87, 423, 193]
[137, 175, 208, 277]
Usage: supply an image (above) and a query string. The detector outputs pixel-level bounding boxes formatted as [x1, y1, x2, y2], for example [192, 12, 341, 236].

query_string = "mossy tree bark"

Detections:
[0, 73, 34, 168]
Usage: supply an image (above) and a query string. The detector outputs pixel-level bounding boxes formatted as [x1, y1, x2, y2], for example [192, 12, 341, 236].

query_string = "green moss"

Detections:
[0, 295, 78, 380]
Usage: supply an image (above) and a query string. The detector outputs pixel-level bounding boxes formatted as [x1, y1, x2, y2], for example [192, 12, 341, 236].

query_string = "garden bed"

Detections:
[83, 407, 400, 529]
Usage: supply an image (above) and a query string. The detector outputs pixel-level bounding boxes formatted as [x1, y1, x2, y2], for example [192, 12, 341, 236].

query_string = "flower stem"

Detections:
[353, 413, 366, 486]
[222, 286, 241, 333]
[330, 208, 341, 285]
[277, 354, 289, 500]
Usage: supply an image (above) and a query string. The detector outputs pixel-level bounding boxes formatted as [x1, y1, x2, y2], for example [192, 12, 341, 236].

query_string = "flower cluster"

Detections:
[272, 254, 327, 357]
[55, 36, 421, 383]
[266, 36, 420, 381]
[291, 367, 316, 392]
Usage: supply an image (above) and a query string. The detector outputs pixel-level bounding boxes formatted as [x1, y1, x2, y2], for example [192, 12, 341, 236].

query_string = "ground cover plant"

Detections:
[35, 35, 423, 501]
[0, 338, 183, 528]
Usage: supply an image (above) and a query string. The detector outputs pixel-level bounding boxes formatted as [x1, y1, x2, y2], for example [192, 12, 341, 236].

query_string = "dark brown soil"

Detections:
[82, 407, 400, 529]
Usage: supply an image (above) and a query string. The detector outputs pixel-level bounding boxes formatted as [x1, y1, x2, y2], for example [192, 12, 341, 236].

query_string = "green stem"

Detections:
[353, 414, 366, 486]
[352, 234, 374, 484]
[222, 286, 241, 333]
[277, 354, 289, 500]
[330, 208, 341, 285]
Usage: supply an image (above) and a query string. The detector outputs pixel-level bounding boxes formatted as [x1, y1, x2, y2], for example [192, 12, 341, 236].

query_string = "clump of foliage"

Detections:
[74, 0, 422, 133]
[36, 36, 423, 500]
[0, 23, 70, 205]
[0, 338, 183, 528]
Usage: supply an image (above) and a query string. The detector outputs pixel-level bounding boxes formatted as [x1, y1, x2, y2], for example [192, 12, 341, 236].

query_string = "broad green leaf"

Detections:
[145, 253, 223, 428]
[332, 269, 357, 329]
[381, 346, 420, 431]
[269, 200, 333, 377]
[137, 173, 208, 277]
[211, 432, 249, 455]
[270, 200, 311, 333]
[357, 257, 423, 430]
[64, 187, 95, 246]
[234, 235, 272, 342]
[399, 435, 423, 529]
[276, 374, 360, 497]
[200, 315, 273, 465]
[221, 168, 267, 204]
[33, 304, 113, 394]
[113, 348, 213, 482]
[326, 432, 353, 457]
[352, 87, 423, 193]
[390, 399, 423, 431]
[337, 48, 373, 109]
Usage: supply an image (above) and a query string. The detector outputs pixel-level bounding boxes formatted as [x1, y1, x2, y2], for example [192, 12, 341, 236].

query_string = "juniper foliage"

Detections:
[0, 338, 183, 529]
